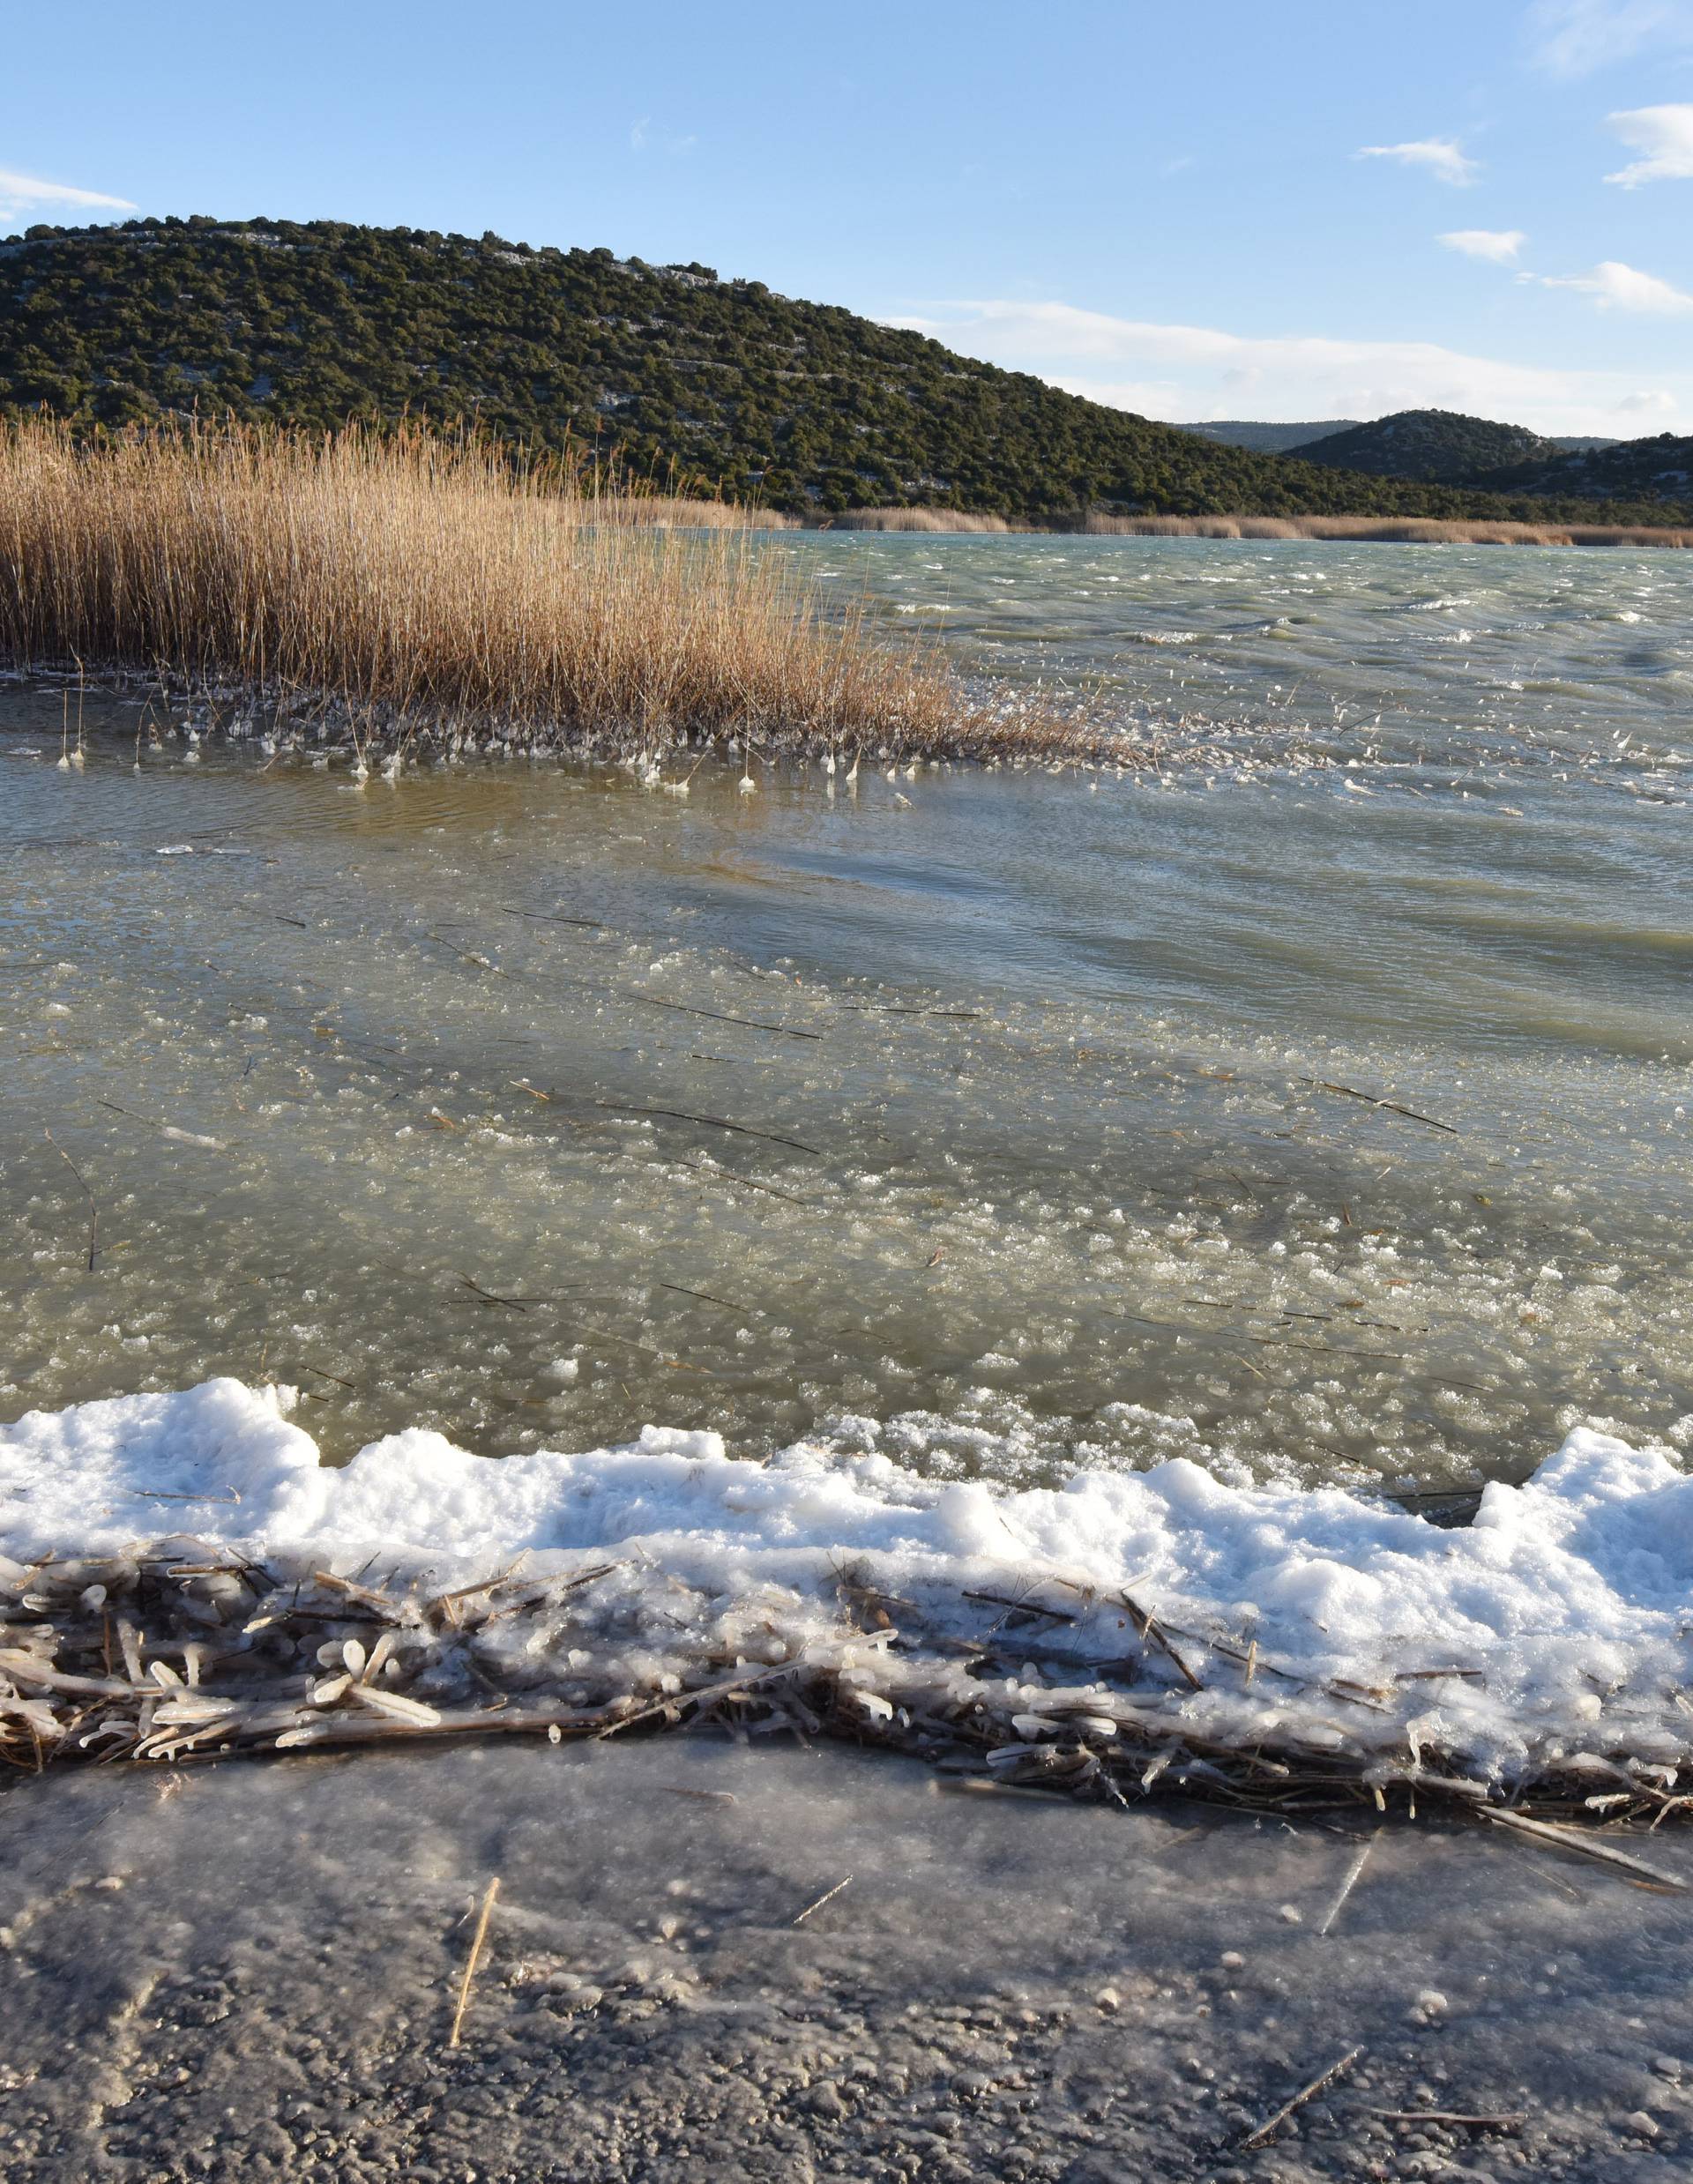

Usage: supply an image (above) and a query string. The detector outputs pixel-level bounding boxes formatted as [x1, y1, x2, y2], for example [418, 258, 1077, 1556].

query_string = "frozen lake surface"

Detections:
[3, 535, 1691, 2170]
[4, 540, 1689, 1493]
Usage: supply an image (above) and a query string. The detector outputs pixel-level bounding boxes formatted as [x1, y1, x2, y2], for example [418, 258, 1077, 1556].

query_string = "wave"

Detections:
[4, 1378, 1690, 1815]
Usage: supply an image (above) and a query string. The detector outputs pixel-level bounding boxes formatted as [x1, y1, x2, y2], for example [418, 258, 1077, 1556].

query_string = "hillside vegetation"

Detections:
[1190, 414, 1622, 470]
[1176, 418, 1358, 455]
[4, 217, 1689, 526]
[1473, 430, 1693, 503]
[1294, 409, 1558, 482]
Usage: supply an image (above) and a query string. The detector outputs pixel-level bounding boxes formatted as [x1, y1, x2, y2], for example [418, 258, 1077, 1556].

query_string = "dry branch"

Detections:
[448, 1877, 502, 2048]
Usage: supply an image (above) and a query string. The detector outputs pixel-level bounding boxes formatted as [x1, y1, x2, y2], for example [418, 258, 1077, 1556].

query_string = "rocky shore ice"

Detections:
[6, 1377, 1693, 1801]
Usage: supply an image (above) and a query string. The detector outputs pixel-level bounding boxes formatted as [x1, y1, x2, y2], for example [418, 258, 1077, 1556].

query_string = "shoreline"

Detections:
[813, 508, 1693, 546]
[2, 659, 1130, 768]
[2, 1737, 1688, 2181]
[8, 1377, 1693, 1826]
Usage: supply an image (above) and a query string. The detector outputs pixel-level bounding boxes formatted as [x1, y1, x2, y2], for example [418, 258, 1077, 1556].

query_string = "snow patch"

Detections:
[4, 1377, 1693, 1785]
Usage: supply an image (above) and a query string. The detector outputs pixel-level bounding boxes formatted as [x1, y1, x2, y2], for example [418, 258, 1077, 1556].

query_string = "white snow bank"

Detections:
[5, 1377, 1693, 1785]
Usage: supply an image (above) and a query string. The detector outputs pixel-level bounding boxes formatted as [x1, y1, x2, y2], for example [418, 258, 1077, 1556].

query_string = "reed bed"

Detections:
[816, 506, 1693, 546]
[4, 1540, 1686, 1847]
[589, 493, 794, 530]
[0, 417, 1003, 757]
[824, 507, 1015, 533]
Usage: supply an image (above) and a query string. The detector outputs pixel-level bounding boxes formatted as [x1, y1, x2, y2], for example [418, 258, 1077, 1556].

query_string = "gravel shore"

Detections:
[2, 1739, 1689, 2180]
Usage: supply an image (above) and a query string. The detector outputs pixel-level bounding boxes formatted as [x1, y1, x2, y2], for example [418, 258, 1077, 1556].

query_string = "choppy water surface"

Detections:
[2, 538, 1689, 1496]
[801, 529, 1693, 779]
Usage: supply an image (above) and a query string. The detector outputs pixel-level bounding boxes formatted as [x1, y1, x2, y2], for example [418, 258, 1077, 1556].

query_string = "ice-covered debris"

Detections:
[4, 1377, 1693, 1802]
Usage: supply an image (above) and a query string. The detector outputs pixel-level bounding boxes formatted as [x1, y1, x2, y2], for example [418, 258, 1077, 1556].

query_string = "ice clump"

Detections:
[4, 1377, 1693, 1787]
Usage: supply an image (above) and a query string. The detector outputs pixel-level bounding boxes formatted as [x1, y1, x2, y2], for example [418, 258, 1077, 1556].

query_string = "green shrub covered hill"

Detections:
[3, 216, 1687, 526]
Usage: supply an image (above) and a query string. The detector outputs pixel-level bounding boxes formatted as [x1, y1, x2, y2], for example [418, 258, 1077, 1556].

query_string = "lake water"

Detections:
[4, 534, 1689, 1502]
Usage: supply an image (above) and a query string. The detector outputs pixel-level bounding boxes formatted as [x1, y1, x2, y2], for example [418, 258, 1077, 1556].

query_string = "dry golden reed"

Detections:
[825, 507, 1015, 533]
[818, 505, 1692, 547]
[586, 492, 794, 530]
[0, 416, 978, 753]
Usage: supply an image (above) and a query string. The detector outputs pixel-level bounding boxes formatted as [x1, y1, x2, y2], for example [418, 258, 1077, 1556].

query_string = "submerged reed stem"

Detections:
[448, 1875, 502, 2048]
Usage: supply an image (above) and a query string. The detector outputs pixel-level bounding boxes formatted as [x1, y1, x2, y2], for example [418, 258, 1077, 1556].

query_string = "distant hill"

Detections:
[1292, 409, 1560, 483]
[1175, 419, 1358, 455]
[0, 218, 1685, 525]
[1471, 433, 1693, 504]
[1175, 417, 1619, 463]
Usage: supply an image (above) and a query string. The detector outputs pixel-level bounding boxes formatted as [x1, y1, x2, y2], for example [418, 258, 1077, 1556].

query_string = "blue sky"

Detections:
[7, 0, 1693, 434]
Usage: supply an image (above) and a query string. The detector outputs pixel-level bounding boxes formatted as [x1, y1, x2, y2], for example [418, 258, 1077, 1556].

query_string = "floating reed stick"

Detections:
[792, 1875, 853, 1927]
[43, 1130, 99, 1271]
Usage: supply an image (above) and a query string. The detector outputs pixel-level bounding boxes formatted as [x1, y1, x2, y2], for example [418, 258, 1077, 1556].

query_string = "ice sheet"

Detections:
[3, 1737, 1689, 2181]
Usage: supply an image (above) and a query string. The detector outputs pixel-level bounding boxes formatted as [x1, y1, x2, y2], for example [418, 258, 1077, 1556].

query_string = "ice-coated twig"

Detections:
[1318, 1833, 1377, 1935]
[1480, 1808, 1689, 1890]
[1239, 2045, 1362, 2149]
[1120, 1591, 1203, 1690]
[1371, 2109, 1525, 2130]
[448, 1877, 501, 2048]
[792, 1875, 853, 1927]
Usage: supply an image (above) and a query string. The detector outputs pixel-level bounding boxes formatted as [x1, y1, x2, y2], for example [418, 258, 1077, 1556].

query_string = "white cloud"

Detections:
[1439, 228, 1527, 263]
[1537, 257, 1693, 310]
[0, 168, 136, 223]
[629, 116, 697, 157]
[884, 297, 1693, 436]
[1527, 0, 1693, 76]
[1354, 138, 1479, 186]
[1604, 102, 1693, 184]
